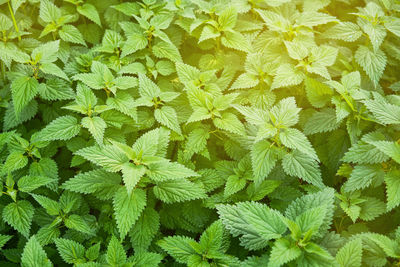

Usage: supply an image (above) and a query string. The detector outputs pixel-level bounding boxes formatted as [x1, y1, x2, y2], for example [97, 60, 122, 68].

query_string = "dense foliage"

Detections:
[0, 0, 400, 266]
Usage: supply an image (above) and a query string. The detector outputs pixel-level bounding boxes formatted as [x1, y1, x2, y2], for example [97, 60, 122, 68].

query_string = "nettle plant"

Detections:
[0, 0, 399, 266]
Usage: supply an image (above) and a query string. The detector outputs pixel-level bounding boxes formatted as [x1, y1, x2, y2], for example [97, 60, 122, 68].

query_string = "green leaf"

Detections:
[2, 200, 34, 237]
[385, 170, 400, 211]
[268, 238, 301, 267]
[304, 108, 341, 135]
[185, 128, 209, 155]
[199, 25, 220, 43]
[279, 128, 318, 161]
[368, 141, 400, 164]
[54, 238, 85, 264]
[342, 137, 389, 164]
[304, 77, 333, 108]
[271, 64, 305, 89]
[40, 63, 69, 80]
[32, 40, 60, 63]
[152, 40, 182, 62]
[217, 202, 286, 250]
[77, 3, 101, 26]
[3, 151, 28, 173]
[0, 235, 12, 249]
[138, 74, 161, 98]
[17, 175, 55, 192]
[153, 179, 206, 203]
[282, 151, 324, 188]
[364, 233, 400, 258]
[38, 78, 74, 101]
[81, 116, 106, 145]
[32, 194, 60, 215]
[132, 127, 170, 157]
[121, 163, 146, 196]
[158, 236, 196, 264]
[336, 238, 362, 267]
[130, 207, 160, 252]
[213, 112, 246, 135]
[39, 0, 61, 23]
[323, 22, 362, 42]
[106, 236, 127, 265]
[113, 187, 146, 239]
[64, 214, 95, 235]
[11, 76, 39, 117]
[221, 31, 251, 52]
[224, 175, 246, 197]
[385, 16, 400, 37]
[76, 144, 128, 172]
[85, 243, 100, 261]
[251, 141, 277, 184]
[269, 97, 301, 128]
[62, 169, 121, 200]
[176, 62, 200, 84]
[59, 24, 86, 46]
[360, 22, 386, 51]
[218, 7, 237, 30]
[363, 93, 400, 125]
[295, 205, 327, 234]
[285, 188, 335, 237]
[284, 40, 308, 60]
[296, 11, 337, 27]
[355, 45, 386, 86]
[230, 73, 259, 90]
[154, 106, 181, 134]
[343, 165, 385, 192]
[21, 236, 52, 267]
[359, 197, 386, 221]
[147, 161, 198, 182]
[121, 34, 148, 58]
[132, 252, 163, 267]
[37, 115, 81, 141]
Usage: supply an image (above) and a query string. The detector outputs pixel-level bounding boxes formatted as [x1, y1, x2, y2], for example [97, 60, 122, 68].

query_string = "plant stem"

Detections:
[8, 1, 21, 41]
[0, 61, 5, 82]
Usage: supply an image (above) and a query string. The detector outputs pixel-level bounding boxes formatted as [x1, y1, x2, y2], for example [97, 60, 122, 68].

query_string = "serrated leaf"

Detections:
[154, 106, 181, 134]
[38, 116, 81, 141]
[121, 163, 146, 196]
[282, 151, 324, 188]
[75, 145, 128, 172]
[158, 236, 196, 264]
[130, 207, 160, 252]
[343, 165, 385, 192]
[17, 175, 55, 192]
[268, 238, 301, 267]
[113, 187, 146, 239]
[153, 179, 206, 203]
[279, 128, 318, 161]
[323, 22, 362, 42]
[64, 214, 95, 235]
[2, 200, 34, 237]
[217, 202, 286, 250]
[54, 238, 85, 264]
[355, 45, 386, 86]
[11, 76, 39, 117]
[106, 236, 127, 265]
[77, 3, 101, 26]
[385, 170, 400, 211]
[251, 141, 277, 184]
[21, 236, 52, 267]
[81, 116, 106, 145]
[62, 169, 121, 200]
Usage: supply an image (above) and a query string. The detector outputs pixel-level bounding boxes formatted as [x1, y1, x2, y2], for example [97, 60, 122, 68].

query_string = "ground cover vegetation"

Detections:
[0, 0, 400, 266]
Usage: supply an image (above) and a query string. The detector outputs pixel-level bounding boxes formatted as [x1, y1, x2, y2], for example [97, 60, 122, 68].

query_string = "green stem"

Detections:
[8, 1, 21, 41]
[1, 61, 5, 82]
